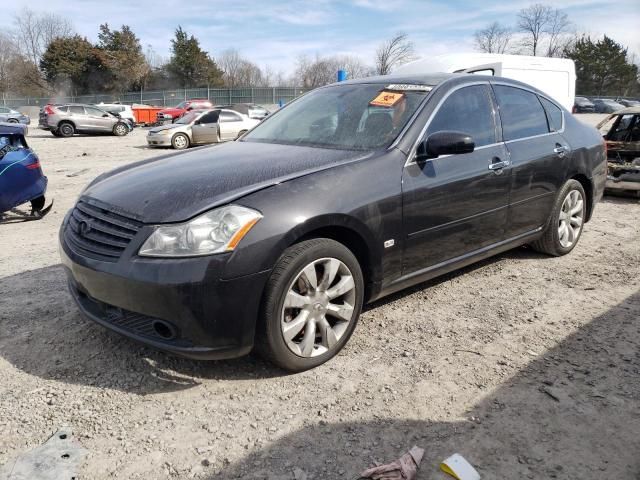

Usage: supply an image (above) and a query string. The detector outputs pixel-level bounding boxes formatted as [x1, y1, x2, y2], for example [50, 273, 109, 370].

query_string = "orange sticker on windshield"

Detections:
[370, 91, 404, 107]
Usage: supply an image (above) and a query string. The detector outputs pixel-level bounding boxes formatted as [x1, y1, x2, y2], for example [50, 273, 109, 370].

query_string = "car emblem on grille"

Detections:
[77, 220, 92, 237]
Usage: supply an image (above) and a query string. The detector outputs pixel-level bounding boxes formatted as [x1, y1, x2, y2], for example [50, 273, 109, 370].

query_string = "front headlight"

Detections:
[139, 205, 262, 257]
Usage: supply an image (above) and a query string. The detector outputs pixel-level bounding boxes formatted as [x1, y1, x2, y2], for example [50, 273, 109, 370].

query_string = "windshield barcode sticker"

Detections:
[385, 84, 433, 92]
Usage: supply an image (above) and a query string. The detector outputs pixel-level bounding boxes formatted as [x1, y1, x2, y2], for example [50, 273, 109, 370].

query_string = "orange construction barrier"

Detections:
[132, 106, 164, 125]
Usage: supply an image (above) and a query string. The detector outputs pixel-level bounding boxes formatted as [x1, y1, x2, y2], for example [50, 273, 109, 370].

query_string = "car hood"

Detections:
[83, 141, 374, 223]
[149, 123, 189, 133]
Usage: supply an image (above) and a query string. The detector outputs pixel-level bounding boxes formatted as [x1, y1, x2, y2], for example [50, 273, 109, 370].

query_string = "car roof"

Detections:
[609, 106, 640, 115]
[0, 122, 27, 134]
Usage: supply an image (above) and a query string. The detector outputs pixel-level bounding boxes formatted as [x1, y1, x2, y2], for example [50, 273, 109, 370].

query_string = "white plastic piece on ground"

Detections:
[440, 453, 480, 480]
[0, 426, 87, 480]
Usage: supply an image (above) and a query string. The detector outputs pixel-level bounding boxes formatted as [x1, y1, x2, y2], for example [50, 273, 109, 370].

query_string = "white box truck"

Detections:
[394, 53, 576, 111]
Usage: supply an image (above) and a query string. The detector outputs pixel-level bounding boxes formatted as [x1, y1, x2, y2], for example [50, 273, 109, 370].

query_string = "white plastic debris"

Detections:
[440, 453, 480, 480]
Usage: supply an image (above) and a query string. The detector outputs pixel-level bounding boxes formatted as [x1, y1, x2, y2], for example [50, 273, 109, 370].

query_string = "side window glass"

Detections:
[69, 106, 85, 115]
[426, 84, 496, 147]
[493, 85, 549, 141]
[56, 106, 69, 113]
[539, 97, 563, 132]
[86, 107, 106, 116]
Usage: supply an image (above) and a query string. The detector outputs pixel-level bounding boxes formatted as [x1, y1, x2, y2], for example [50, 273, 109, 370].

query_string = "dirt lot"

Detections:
[0, 127, 639, 479]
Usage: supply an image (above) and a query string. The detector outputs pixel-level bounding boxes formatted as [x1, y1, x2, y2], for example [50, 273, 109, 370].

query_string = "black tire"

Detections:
[51, 130, 63, 137]
[531, 179, 586, 256]
[256, 238, 364, 372]
[7, 118, 18, 123]
[236, 129, 248, 140]
[58, 122, 75, 137]
[113, 122, 128, 136]
[171, 133, 190, 150]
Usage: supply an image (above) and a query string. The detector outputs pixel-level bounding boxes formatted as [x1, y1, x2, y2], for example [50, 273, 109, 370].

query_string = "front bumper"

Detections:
[59, 223, 271, 360]
[146, 133, 173, 146]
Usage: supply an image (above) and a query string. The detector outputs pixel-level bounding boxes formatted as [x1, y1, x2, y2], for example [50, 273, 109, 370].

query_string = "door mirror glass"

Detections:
[417, 131, 475, 160]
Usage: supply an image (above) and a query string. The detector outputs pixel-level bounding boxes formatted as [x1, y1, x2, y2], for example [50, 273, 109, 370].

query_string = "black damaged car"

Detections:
[60, 73, 607, 371]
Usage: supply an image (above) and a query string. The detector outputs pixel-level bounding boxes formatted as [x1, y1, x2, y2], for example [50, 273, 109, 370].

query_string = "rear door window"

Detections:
[426, 84, 497, 147]
[220, 111, 242, 122]
[69, 106, 85, 115]
[493, 85, 549, 141]
[539, 97, 563, 132]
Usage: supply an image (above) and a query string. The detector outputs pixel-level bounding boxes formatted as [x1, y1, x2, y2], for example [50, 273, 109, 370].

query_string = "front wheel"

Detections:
[256, 238, 364, 372]
[171, 133, 189, 149]
[113, 122, 128, 136]
[531, 179, 586, 256]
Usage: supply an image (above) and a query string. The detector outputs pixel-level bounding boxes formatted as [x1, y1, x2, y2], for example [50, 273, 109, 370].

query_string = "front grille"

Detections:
[65, 200, 142, 261]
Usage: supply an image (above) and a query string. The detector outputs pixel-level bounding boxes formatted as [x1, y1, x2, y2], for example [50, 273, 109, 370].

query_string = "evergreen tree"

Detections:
[97, 24, 148, 91]
[565, 35, 638, 96]
[166, 26, 223, 88]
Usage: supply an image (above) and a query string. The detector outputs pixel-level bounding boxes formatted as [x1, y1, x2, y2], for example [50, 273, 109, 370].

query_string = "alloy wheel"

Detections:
[558, 189, 584, 248]
[115, 124, 127, 136]
[281, 257, 356, 358]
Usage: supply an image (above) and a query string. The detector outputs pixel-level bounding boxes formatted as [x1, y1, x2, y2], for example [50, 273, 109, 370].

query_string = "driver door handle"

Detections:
[488, 158, 510, 171]
[554, 144, 569, 157]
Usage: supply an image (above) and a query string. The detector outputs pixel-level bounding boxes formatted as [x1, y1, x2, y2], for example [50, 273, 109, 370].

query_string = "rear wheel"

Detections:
[51, 130, 63, 137]
[236, 129, 248, 140]
[113, 122, 128, 136]
[257, 238, 364, 372]
[58, 122, 74, 137]
[7, 118, 18, 124]
[531, 179, 586, 256]
[171, 133, 189, 149]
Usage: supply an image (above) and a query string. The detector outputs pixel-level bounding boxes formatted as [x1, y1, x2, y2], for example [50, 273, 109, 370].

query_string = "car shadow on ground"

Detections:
[0, 244, 568, 396]
[210, 291, 640, 479]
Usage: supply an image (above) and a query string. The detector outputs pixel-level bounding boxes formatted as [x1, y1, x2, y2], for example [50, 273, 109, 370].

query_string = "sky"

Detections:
[7, 0, 640, 75]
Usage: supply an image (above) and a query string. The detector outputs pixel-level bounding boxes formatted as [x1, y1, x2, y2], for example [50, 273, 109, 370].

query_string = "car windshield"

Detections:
[242, 83, 430, 150]
[175, 112, 199, 124]
[176, 101, 187, 109]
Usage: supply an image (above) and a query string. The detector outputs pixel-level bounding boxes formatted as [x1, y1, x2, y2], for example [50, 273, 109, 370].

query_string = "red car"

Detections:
[156, 99, 213, 122]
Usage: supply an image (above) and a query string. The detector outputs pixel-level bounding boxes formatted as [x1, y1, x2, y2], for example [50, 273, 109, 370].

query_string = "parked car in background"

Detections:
[156, 99, 213, 122]
[96, 103, 136, 127]
[596, 106, 640, 197]
[61, 73, 606, 371]
[592, 99, 625, 113]
[617, 99, 640, 108]
[0, 107, 30, 126]
[573, 96, 595, 113]
[0, 123, 51, 220]
[39, 104, 130, 137]
[147, 108, 260, 149]
[216, 103, 270, 119]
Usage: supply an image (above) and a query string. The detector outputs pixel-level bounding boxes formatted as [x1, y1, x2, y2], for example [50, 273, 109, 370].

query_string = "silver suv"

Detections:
[40, 104, 129, 137]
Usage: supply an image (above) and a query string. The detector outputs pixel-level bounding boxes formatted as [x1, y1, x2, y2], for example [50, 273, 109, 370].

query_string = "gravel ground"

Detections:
[0, 127, 639, 479]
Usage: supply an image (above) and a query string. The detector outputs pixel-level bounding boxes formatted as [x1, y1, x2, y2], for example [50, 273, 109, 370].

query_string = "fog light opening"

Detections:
[152, 320, 176, 340]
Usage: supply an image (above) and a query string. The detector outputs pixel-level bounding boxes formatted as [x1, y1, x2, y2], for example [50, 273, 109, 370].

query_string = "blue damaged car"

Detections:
[0, 123, 51, 220]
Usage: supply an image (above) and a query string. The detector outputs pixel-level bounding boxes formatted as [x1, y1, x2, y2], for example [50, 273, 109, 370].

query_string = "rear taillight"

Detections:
[44, 105, 55, 115]
[572, 106, 577, 114]
[26, 160, 41, 170]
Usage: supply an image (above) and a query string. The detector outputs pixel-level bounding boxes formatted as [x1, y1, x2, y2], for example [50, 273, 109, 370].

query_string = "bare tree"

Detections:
[0, 33, 18, 94]
[375, 33, 415, 75]
[218, 48, 267, 87]
[337, 55, 373, 80]
[545, 9, 572, 57]
[14, 7, 74, 66]
[517, 4, 553, 56]
[474, 22, 512, 54]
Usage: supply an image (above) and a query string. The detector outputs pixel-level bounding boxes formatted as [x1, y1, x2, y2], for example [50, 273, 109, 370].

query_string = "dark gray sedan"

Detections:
[60, 73, 606, 371]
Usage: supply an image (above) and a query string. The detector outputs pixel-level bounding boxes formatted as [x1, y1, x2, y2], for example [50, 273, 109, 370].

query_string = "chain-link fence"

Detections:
[1, 87, 308, 108]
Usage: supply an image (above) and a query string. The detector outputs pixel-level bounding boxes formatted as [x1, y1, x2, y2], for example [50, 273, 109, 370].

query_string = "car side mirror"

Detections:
[416, 131, 475, 161]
